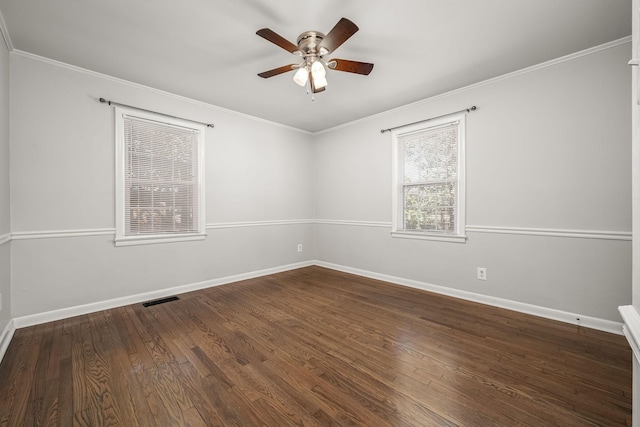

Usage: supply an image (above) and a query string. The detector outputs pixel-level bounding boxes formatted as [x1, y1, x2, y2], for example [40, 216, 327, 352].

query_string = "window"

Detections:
[115, 107, 206, 246]
[391, 113, 466, 242]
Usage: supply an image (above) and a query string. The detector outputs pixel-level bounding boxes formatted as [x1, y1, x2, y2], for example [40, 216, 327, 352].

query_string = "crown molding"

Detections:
[8, 33, 630, 137]
[0, 8, 13, 52]
[317, 36, 632, 135]
[11, 49, 313, 136]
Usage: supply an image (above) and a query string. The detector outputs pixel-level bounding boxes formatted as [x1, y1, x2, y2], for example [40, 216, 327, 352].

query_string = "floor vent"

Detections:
[142, 296, 180, 307]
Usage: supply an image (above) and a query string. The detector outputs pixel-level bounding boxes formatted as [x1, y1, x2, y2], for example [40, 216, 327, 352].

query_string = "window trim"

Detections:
[391, 112, 466, 243]
[114, 106, 206, 247]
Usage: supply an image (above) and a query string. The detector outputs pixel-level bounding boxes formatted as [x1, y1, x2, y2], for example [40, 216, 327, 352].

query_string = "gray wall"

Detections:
[6, 41, 633, 325]
[0, 35, 10, 329]
[313, 42, 632, 322]
[9, 53, 315, 317]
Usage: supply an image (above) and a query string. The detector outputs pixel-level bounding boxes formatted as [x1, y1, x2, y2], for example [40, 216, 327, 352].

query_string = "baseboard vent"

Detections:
[142, 296, 179, 307]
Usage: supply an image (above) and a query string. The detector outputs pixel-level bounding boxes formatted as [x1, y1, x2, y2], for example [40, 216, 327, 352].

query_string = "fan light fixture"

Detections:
[310, 60, 327, 89]
[292, 58, 328, 91]
[293, 67, 308, 86]
[256, 18, 374, 97]
[313, 74, 328, 90]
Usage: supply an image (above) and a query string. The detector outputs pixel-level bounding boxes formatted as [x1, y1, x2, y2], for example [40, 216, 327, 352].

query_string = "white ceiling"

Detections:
[0, 0, 631, 133]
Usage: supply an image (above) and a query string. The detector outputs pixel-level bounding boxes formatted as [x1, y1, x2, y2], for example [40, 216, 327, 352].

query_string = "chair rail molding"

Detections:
[7, 222, 631, 241]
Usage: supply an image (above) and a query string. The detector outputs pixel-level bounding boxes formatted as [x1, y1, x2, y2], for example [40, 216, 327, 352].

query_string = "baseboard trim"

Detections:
[316, 261, 624, 335]
[12, 261, 314, 329]
[0, 319, 16, 363]
[5, 258, 623, 361]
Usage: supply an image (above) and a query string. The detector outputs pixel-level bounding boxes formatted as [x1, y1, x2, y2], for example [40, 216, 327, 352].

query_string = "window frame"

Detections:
[391, 112, 466, 243]
[114, 106, 206, 247]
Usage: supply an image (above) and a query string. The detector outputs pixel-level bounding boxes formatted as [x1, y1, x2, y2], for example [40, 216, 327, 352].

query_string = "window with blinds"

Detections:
[391, 113, 466, 242]
[115, 107, 206, 246]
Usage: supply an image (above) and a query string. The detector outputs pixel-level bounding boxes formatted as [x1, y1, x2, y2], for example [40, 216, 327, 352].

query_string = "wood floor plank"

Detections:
[0, 266, 632, 426]
[171, 361, 228, 427]
[56, 356, 74, 427]
[100, 310, 153, 427]
[0, 325, 42, 426]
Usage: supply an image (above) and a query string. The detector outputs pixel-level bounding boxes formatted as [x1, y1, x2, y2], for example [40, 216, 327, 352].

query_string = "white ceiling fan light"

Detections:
[312, 74, 328, 89]
[309, 59, 328, 91]
[293, 66, 309, 86]
[311, 59, 326, 79]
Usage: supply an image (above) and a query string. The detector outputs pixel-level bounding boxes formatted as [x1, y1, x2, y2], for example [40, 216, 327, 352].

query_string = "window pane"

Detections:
[403, 183, 457, 232]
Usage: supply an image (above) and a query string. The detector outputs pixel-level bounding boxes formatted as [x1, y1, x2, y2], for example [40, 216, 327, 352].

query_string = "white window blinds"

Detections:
[391, 113, 466, 242]
[115, 107, 205, 246]
[400, 122, 459, 233]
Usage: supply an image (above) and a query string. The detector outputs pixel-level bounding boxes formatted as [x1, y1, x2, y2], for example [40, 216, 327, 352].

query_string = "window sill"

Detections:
[115, 233, 206, 247]
[391, 231, 467, 243]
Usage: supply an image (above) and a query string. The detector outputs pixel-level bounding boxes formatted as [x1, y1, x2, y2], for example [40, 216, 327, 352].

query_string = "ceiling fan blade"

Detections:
[328, 59, 374, 75]
[258, 64, 297, 78]
[256, 28, 300, 54]
[319, 18, 359, 54]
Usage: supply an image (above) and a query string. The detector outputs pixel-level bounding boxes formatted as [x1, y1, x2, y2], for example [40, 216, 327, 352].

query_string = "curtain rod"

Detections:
[99, 98, 215, 128]
[380, 105, 476, 134]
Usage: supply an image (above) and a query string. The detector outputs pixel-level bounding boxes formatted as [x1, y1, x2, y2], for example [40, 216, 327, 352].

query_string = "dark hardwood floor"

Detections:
[0, 266, 632, 426]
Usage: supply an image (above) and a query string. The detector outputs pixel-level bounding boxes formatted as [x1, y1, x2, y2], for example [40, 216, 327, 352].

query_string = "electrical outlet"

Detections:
[297, 244, 303, 252]
[477, 267, 487, 281]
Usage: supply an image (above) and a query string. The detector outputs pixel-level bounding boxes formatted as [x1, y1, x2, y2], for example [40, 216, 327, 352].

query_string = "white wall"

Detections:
[632, 0, 640, 317]
[625, 1, 640, 421]
[9, 53, 315, 318]
[0, 33, 10, 331]
[313, 42, 632, 323]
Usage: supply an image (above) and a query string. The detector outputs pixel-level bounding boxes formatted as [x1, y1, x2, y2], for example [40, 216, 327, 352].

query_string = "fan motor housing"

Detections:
[297, 31, 326, 55]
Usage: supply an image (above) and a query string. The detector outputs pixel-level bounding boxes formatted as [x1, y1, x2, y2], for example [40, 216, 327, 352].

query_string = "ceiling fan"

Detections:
[256, 17, 374, 94]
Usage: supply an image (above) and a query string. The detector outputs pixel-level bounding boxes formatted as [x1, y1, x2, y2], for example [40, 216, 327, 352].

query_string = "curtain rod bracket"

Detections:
[99, 97, 214, 128]
[381, 105, 477, 133]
